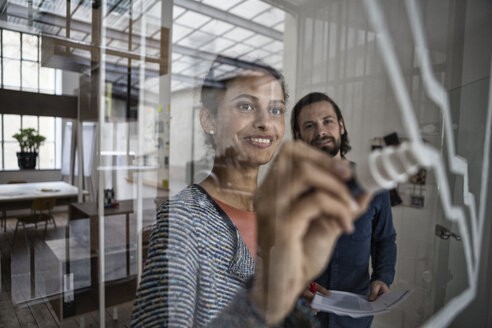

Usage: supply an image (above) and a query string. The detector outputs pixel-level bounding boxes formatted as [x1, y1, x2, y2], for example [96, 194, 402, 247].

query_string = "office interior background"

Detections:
[0, 0, 491, 327]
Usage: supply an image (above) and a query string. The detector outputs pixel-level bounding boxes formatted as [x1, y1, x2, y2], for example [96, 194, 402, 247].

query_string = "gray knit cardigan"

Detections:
[131, 184, 317, 328]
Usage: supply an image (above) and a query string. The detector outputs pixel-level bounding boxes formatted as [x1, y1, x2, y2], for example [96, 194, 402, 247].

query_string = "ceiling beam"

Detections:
[171, 72, 203, 85]
[173, 43, 217, 62]
[6, 2, 161, 47]
[174, 0, 283, 41]
[261, 0, 298, 15]
[0, 89, 77, 118]
[6, 2, 277, 65]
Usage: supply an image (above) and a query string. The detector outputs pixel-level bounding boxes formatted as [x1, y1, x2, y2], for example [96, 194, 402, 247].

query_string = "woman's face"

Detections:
[210, 73, 286, 166]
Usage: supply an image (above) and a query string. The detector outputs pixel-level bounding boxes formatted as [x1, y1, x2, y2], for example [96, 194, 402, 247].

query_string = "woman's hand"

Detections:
[250, 141, 371, 325]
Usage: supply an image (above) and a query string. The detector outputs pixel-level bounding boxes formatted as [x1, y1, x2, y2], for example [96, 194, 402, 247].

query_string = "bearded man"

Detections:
[291, 92, 397, 328]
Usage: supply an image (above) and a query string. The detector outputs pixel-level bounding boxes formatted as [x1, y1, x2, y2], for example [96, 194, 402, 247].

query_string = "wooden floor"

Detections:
[0, 210, 151, 328]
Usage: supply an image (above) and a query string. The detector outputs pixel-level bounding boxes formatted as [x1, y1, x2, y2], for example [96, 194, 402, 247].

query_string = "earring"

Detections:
[209, 129, 215, 135]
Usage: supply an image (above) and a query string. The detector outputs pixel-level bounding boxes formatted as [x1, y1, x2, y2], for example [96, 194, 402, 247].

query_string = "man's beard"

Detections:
[311, 136, 341, 157]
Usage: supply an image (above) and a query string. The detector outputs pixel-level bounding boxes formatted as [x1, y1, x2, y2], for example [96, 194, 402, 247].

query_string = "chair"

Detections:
[1, 180, 27, 232]
[13, 198, 57, 245]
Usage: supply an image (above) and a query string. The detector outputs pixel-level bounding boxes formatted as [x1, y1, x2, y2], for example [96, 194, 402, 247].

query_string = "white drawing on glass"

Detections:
[362, 0, 492, 326]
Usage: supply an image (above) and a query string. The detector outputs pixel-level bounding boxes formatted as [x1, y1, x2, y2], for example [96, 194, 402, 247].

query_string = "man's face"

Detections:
[296, 101, 345, 158]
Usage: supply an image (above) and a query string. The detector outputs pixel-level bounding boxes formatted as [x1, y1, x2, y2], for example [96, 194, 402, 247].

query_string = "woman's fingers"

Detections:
[271, 142, 354, 205]
[276, 141, 352, 180]
[286, 189, 356, 235]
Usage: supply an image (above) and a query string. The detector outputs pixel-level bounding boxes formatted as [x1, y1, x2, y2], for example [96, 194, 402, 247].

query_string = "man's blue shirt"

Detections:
[315, 190, 397, 328]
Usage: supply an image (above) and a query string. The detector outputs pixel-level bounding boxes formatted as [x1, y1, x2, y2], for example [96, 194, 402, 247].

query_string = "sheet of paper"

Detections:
[311, 290, 413, 318]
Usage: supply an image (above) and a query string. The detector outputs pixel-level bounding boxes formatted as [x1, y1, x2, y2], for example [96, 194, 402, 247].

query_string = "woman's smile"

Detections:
[243, 135, 274, 148]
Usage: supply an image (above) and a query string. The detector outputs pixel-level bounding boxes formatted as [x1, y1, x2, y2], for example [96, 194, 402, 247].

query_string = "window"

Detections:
[1, 29, 63, 170]
[1, 29, 61, 93]
[1, 114, 62, 170]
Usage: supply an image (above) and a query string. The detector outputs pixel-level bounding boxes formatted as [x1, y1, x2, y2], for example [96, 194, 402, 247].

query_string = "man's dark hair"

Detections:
[291, 92, 351, 157]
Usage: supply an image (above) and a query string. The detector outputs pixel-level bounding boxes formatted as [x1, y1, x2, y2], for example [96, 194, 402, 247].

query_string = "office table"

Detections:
[69, 200, 134, 276]
[46, 200, 136, 320]
[0, 181, 86, 232]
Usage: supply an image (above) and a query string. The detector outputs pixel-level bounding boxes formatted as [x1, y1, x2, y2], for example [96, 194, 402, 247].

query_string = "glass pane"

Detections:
[173, 6, 185, 19]
[199, 37, 234, 53]
[22, 33, 38, 61]
[4, 114, 21, 142]
[172, 24, 193, 42]
[38, 141, 55, 169]
[0, 115, 2, 169]
[200, 20, 234, 35]
[55, 69, 62, 95]
[39, 67, 55, 94]
[201, 0, 243, 11]
[54, 117, 62, 169]
[273, 22, 284, 32]
[22, 61, 39, 91]
[4, 141, 20, 170]
[177, 30, 215, 48]
[223, 27, 255, 42]
[3, 58, 21, 89]
[174, 11, 210, 29]
[2, 30, 20, 59]
[252, 7, 284, 27]
[229, 0, 270, 19]
[39, 116, 55, 142]
[243, 34, 274, 48]
[22, 115, 38, 130]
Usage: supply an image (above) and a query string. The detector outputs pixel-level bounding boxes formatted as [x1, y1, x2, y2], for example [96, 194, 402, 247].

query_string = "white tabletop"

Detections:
[0, 181, 83, 202]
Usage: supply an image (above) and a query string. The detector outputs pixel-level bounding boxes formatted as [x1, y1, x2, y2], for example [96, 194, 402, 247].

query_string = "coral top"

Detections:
[213, 197, 257, 258]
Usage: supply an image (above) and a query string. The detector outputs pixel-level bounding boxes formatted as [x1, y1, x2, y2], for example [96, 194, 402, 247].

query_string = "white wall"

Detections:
[443, 0, 492, 326]
[287, 0, 491, 326]
[62, 71, 79, 96]
[168, 87, 211, 195]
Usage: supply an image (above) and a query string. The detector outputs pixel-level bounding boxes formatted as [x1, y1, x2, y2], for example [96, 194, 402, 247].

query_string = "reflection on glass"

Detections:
[3, 58, 20, 88]
[22, 33, 38, 61]
[4, 142, 20, 170]
[39, 67, 56, 94]
[39, 142, 55, 169]
[2, 29, 20, 59]
[39, 116, 55, 141]
[3, 114, 20, 141]
[22, 61, 39, 91]
[22, 115, 38, 130]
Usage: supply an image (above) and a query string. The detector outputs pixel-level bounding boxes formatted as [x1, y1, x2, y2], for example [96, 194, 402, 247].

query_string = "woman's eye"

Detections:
[270, 107, 285, 116]
[237, 103, 254, 111]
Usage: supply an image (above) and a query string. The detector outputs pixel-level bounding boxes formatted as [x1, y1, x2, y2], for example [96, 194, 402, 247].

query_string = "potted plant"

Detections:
[12, 128, 46, 170]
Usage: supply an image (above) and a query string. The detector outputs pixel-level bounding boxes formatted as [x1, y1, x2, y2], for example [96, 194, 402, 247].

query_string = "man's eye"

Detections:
[237, 103, 254, 111]
[325, 119, 334, 124]
[304, 124, 313, 129]
[270, 107, 285, 116]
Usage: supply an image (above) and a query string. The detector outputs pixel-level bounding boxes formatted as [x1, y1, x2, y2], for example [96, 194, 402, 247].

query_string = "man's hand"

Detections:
[368, 280, 389, 301]
[250, 141, 372, 325]
[301, 282, 330, 312]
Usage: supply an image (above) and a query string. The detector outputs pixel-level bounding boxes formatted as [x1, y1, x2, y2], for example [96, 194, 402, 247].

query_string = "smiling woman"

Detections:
[132, 56, 367, 327]
[131, 55, 293, 327]
[131, 55, 370, 328]
[201, 61, 286, 169]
